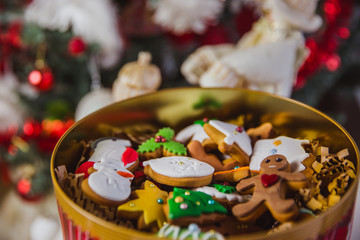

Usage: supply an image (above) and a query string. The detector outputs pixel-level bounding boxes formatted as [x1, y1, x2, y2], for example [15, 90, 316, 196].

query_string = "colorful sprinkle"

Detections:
[157, 198, 164, 204]
[208, 199, 215, 205]
[184, 191, 190, 196]
[273, 140, 282, 146]
[175, 196, 184, 203]
[180, 203, 188, 210]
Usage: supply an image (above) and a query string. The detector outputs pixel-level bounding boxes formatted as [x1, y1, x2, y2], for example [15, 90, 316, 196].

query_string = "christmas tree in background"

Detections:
[0, 0, 359, 201]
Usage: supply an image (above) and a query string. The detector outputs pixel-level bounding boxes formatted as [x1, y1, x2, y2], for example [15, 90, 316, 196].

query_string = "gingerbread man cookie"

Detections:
[203, 120, 252, 166]
[232, 154, 308, 222]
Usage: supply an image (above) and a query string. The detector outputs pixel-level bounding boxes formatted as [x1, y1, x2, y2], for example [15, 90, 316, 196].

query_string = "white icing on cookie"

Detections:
[249, 136, 310, 172]
[88, 138, 136, 168]
[143, 156, 214, 178]
[209, 120, 252, 156]
[87, 170, 132, 202]
[93, 158, 134, 179]
[193, 186, 250, 202]
[175, 124, 209, 143]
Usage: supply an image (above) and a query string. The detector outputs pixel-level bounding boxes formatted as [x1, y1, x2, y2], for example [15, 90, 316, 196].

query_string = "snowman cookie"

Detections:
[81, 157, 134, 206]
[232, 154, 308, 222]
[203, 120, 252, 166]
[76, 137, 139, 174]
[143, 156, 215, 187]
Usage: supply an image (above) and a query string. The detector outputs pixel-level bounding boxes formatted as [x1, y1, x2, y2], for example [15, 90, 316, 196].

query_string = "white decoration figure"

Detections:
[112, 52, 161, 102]
[24, 0, 123, 67]
[0, 70, 24, 133]
[153, 0, 225, 34]
[181, 0, 322, 97]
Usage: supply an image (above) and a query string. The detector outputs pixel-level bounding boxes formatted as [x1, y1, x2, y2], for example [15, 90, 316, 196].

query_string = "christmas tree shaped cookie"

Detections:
[137, 127, 187, 160]
[164, 187, 227, 226]
[117, 180, 168, 230]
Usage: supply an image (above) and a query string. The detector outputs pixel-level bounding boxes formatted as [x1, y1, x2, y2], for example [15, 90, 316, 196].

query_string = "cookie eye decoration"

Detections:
[276, 157, 283, 162]
[265, 159, 271, 163]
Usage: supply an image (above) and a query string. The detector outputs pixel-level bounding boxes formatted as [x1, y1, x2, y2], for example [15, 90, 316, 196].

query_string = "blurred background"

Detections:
[0, 0, 359, 239]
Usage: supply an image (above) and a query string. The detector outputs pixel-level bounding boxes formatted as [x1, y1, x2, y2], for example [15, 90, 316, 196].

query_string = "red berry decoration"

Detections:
[68, 37, 86, 56]
[155, 135, 166, 143]
[236, 126, 243, 133]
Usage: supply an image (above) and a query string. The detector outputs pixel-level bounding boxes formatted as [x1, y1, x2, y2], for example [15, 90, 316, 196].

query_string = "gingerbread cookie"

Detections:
[187, 140, 241, 171]
[81, 157, 134, 206]
[164, 187, 227, 227]
[246, 122, 275, 145]
[213, 166, 251, 183]
[203, 120, 252, 166]
[117, 180, 168, 230]
[249, 136, 311, 173]
[143, 156, 214, 187]
[232, 154, 308, 222]
[137, 127, 187, 161]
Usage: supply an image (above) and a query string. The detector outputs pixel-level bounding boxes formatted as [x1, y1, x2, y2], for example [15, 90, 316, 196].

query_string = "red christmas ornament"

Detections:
[16, 178, 42, 202]
[68, 37, 87, 56]
[22, 119, 42, 139]
[28, 68, 54, 91]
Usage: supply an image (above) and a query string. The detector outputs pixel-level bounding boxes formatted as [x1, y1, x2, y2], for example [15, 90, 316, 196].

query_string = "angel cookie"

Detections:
[203, 120, 252, 166]
[232, 154, 308, 222]
[117, 180, 168, 230]
[175, 118, 217, 151]
[249, 136, 313, 173]
[143, 156, 214, 187]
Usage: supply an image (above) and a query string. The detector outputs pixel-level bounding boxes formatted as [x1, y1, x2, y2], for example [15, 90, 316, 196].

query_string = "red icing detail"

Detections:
[75, 161, 95, 178]
[122, 147, 138, 166]
[261, 174, 279, 187]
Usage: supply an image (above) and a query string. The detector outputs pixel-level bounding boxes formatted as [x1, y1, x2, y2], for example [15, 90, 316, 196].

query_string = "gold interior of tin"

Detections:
[51, 87, 359, 240]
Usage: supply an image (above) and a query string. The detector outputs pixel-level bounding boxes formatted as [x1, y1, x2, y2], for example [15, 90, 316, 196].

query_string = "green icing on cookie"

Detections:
[156, 127, 174, 140]
[213, 184, 236, 194]
[168, 188, 227, 220]
[137, 127, 186, 155]
[137, 138, 159, 153]
[163, 141, 187, 155]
